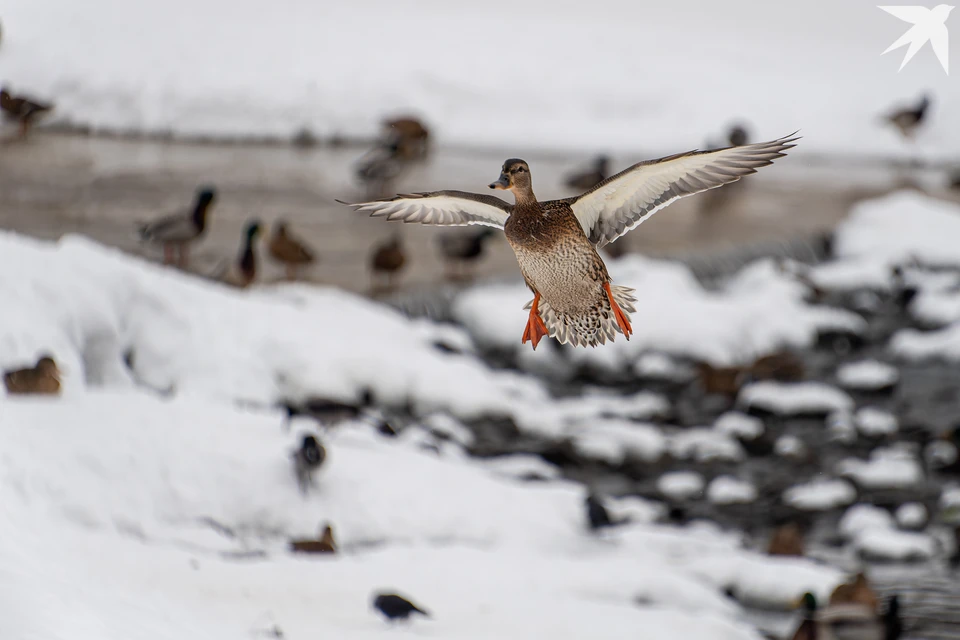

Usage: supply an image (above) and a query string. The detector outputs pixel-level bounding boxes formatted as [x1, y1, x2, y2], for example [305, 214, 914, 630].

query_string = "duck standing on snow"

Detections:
[342, 134, 798, 349]
[372, 593, 430, 622]
[355, 141, 406, 200]
[3, 355, 61, 395]
[436, 227, 496, 281]
[268, 219, 315, 281]
[369, 233, 407, 290]
[564, 155, 610, 191]
[0, 86, 54, 140]
[290, 522, 337, 554]
[221, 219, 262, 288]
[884, 94, 931, 140]
[138, 187, 217, 267]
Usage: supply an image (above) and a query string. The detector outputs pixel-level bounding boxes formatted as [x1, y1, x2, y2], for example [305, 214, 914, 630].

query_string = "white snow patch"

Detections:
[571, 420, 667, 465]
[837, 448, 924, 490]
[633, 352, 688, 382]
[657, 472, 706, 501]
[895, 503, 928, 530]
[839, 504, 895, 540]
[481, 455, 563, 482]
[670, 429, 746, 464]
[854, 529, 936, 562]
[714, 412, 765, 441]
[783, 479, 856, 512]
[854, 407, 899, 437]
[836, 360, 899, 391]
[707, 477, 758, 506]
[774, 435, 808, 460]
[738, 382, 853, 416]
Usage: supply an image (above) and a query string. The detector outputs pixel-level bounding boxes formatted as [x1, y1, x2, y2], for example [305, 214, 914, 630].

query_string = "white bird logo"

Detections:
[879, 4, 954, 74]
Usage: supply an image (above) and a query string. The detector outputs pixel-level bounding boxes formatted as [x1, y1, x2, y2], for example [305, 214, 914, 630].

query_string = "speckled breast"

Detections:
[505, 207, 609, 315]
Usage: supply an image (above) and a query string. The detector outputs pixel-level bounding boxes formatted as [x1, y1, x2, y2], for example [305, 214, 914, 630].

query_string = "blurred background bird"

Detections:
[268, 219, 316, 281]
[1, 86, 54, 140]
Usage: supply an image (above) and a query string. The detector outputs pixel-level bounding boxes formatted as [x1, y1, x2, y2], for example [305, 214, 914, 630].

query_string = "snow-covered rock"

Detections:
[783, 479, 856, 511]
[836, 360, 900, 392]
[853, 407, 898, 438]
[657, 472, 706, 501]
[837, 448, 924, 490]
[738, 382, 853, 417]
[707, 477, 758, 505]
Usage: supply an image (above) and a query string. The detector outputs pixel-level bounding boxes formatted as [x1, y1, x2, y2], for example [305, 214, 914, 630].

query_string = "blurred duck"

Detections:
[292, 434, 326, 495]
[370, 233, 407, 290]
[727, 124, 750, 147]
[564, 155, 610, 191]
[829, 572, 878, 612]
[382, 116, 430, 160]
[1, 86, 54, 140]
[4, 355, 61, 395]
[221, 219, 262, 288]
[884, 94, 931, 140]
[767, 522, 805, 557]
[436, 228, 496, 281]
[355, 141, 406, 200]
[268, 219, 316, 281]
[751, 351, 805, 382]
[948, 168, 960, 191]
[698, 124, 752, 215]
[138, 187, 217, 267]
[791, 592, 884, 640]
[290, 523, 337, 554]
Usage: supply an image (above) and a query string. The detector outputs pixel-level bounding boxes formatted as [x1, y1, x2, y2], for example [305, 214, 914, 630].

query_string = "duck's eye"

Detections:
[516, 167, 526, 173]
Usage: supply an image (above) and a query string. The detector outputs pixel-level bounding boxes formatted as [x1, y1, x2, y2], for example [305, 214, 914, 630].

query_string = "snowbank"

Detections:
[783, 479, 857, 512]
[738, 382, 854, 417]
[837, 447, 924, 490]
[2, 1, 957, 157]
[455, 256, 861, 370]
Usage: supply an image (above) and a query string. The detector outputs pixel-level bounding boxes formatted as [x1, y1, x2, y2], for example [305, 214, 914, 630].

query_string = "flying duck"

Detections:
[341, 133, 798, 349]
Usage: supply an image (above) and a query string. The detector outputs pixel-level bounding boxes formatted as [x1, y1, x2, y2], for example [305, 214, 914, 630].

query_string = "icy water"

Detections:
[3, 132, 957, 294]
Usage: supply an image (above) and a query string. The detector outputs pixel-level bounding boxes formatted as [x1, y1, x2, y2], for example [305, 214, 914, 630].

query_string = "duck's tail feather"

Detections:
[523, 284, 636, 348]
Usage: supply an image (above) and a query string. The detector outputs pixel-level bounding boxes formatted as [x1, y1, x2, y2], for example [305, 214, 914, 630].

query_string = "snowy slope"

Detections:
[0, 231, 846, 639]
[1, 0, 957, 157]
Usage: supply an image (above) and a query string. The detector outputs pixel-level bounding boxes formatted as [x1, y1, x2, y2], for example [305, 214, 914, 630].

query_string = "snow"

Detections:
[669, 429, 746, 464]
[571, 419, 667, 465]
[707, 477, 758, 506]
[714, 412, 765, 441]
[910, 289, 960, 326]
[854, 529, 937, 562]
[826, 410, 859, 445]
[738, 382, 854, 417]
[774, 435, 808, 460]
[783, 479, 857, 512]
[0, 231, 856, 640]
[482, 455, 563, 483]
[839, 504, 895, 540]
[836, 360, 900, 392]
[853, 407, 899, 437]
[3, 1, 958, 157]
[633, 352, 688, 382]
[837, 447, 924, 490]
[895, 503, 928, 530]
[657, 472, 706, 502]
[454, 256, 864, 371]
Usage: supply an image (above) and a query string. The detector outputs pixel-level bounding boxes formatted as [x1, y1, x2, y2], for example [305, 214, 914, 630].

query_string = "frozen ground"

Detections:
[1, 1, 958, 160]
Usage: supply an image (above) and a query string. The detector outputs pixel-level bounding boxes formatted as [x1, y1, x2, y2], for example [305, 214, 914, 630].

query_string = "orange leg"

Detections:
[521, 291, 550, 350]
[604, 282, 633, 340]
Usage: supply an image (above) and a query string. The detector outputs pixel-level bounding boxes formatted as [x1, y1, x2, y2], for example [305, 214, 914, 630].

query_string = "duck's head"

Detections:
[490, 159, 532, 196]
[36, 355, 60, 378]
[196, 187, 217, 209]
[245, 219, 263, 241]
[273, 219, 289, 236]
[793, 592, 817, 613]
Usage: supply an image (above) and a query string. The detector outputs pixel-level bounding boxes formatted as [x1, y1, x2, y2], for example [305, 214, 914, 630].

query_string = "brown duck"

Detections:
[370, 233, 407, 289]
[1, 87, 54, 140]
[268, 220, 316, 280]
[290, 523, 338, 554]
[341, 134, 798, 349]
[767, 522, 805, 557]
[4, 355, 61, 395]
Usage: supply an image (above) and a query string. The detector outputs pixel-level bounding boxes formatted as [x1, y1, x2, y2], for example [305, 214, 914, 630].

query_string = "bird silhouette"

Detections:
[372, 593, 430, 621]
[880, 5, 953, 75]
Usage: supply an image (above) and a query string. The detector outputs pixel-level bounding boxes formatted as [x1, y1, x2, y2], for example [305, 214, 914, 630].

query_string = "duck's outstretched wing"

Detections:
[338, 191, 512, 229]
[567, 133, 799, 248]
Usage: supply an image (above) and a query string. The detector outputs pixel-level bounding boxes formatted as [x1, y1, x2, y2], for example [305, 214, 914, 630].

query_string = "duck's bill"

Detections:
[489, 175, 510, 190]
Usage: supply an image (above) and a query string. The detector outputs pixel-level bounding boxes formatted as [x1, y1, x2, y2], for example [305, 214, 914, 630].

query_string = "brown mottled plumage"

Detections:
[4, 355, 61, 395]
[268, 220, 316, 280]
[751, 351, 805, 382]
[696, 362, 748, 396]
[0, 87, 54, 140]
[370, 234, 407, 290]
[383, 117, 430, 160]
[341, 134, 798, 349]
[830, 572, 878, 612]
[767, 522, 805, 557]
[290, 523, 337, 554]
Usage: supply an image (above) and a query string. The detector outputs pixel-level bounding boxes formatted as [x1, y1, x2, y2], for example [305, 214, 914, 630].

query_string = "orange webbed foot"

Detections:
[604, 282, 633, 340]
[521, 292, 550, 350]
